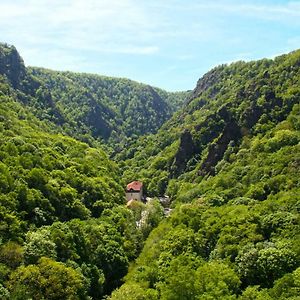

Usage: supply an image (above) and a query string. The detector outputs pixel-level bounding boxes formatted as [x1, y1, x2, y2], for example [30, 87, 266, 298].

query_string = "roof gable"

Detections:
[126, 181, 143, 191]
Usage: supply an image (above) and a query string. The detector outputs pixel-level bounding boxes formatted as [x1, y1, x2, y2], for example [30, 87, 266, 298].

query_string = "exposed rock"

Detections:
[199, 120, 241, 176]
[171, 129, 196, 176]
[186, 65, 226, 104]
[0, 43, 26, 89]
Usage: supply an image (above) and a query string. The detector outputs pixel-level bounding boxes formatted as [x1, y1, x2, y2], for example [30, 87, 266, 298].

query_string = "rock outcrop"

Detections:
[171, 129, 196, 176]
[0, 43, 26, 89]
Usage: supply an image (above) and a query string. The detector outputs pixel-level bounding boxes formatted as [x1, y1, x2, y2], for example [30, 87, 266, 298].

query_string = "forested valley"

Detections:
[0, 42, 299, 299]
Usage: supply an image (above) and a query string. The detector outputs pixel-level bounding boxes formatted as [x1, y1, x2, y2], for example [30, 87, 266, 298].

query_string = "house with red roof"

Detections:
[126, 181, 143, 201]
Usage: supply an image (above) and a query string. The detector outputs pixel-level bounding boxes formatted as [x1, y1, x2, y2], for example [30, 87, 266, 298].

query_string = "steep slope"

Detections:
[119, 50, 300, 195]
[0, 43, 188, 148]
[29, 67, 188, 146]
[110, 52, 300, 299]
[0, 43, 170, 299]
[0, 72, 145, 299]
[0, 75, 126, 236]
[1, 42, 300, 299]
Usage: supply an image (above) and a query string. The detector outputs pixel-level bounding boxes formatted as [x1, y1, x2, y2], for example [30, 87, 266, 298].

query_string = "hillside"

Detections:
[0, 75, 136, 297]
[0, 42, 299, 299]
[110, 50, 300, 299]
[119, 50, 300, 195]
[0, 43, 188, 149]
[0, 50, 164, 298]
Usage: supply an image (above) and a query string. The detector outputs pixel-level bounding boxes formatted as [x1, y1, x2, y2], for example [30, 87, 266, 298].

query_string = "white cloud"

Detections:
[194, 1, 300, 22]
[0, 0, 159, 56]
[0, 0, 299, 91]
[1, 0, 299, 50]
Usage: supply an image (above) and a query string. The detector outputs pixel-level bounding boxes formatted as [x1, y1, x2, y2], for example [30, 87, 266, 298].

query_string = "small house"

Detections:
[126, 181, 143, 201]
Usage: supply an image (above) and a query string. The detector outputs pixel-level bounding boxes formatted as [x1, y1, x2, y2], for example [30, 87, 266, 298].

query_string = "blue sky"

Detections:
[0, 0, 299, 91]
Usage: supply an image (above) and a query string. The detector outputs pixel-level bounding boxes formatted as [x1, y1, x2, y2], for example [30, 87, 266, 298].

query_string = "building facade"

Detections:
[126, 181, 143, 201]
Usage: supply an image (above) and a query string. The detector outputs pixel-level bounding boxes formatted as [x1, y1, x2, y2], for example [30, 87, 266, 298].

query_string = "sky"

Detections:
[0, 0, 300, 91]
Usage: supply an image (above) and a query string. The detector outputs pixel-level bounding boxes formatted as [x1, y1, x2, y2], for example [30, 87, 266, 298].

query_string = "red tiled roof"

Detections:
[126, 181, 143, 192]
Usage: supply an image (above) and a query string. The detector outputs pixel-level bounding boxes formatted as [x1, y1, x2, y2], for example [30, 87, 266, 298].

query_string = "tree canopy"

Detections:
[0, 42, 299, 299]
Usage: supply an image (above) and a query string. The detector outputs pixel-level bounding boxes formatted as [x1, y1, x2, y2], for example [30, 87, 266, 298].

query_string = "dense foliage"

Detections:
[29, 67, 184, 144]
[32, 73, 189, 154]
[119, 49, 300, 196]
[0, 45, 164, 298]
[0, 90, 164, 299]
[1, 42, 300, 299]
[111, 106, 300, 299]
[111, 50, 300, 299]
[0, 91, 125, 228]
[0, 42, 187, 148]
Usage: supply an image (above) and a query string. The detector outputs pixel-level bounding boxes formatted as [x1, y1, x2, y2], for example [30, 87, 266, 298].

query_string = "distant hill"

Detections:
[109, 49, 300, 300]
[0, 43, 159, 299]
[119, 50, 300, 195]
[0, 43, 188, 148]
[1, 42, 299, 299]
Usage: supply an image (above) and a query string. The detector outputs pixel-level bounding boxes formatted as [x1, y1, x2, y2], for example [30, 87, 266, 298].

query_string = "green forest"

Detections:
[0, 42, 299, 299]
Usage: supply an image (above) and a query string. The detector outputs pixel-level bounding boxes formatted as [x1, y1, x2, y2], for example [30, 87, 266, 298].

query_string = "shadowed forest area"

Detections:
[0, 43, 299, 299]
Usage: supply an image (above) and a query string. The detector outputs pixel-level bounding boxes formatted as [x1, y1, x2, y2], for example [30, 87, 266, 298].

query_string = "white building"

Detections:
[126, 181, 143, 201]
